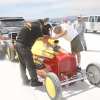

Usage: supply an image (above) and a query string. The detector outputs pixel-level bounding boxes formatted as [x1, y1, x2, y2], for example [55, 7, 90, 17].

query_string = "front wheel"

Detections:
[86, 63, 100, 86]
[93, 31, 97, 33]
[7, 43, 15, 61]
[85, 29, 87, 33]
[45, 72, 62, 100]
[1, 44, 7, 53]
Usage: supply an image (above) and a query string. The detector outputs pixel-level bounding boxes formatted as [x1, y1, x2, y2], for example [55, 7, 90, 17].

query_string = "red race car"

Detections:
[7, 36, 100, 100]
[31, 38, 100, 100]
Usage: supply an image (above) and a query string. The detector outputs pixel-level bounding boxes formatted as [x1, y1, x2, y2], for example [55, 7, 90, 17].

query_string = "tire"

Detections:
[93, 31, 97, 33]
[45, 72, 62, 100]
[86, 63, 100, 86]
[15, 50, 19, 61]
[0, 49, 6, 60]
[1, 44, 7, 54]
[85, 29, 87, 33]
[7, 43, 15, 61]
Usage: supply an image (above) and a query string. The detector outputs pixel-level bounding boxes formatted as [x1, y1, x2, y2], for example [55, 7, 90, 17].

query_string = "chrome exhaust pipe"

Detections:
[37, 58, 44, 64]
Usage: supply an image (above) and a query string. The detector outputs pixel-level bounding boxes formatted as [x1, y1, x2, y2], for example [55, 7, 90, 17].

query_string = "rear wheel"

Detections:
[1, 44, 7, 54]
[86, 63, 100, 86]
[85, 29, 87, 33]
[15, 49, 19, 61]
[7, 43, 15, 61]
[93, 31, 97, 33]
[0, 49, 6, 60]
[45, 72, 62, 100]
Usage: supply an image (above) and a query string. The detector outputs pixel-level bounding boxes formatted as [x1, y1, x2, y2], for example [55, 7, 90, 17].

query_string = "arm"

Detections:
[35, 26, 55, 48]
[73, 21, 76, 29]
[56, 30, 67, 39]
[41, 37, 54, 48]
[82, 21, 86, 34]
[49, 28, 52, 36]
[48, 24, 52, 36]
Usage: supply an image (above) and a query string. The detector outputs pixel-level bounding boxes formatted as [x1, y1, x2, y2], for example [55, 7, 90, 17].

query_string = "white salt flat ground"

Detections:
[0, 31, 100, 100]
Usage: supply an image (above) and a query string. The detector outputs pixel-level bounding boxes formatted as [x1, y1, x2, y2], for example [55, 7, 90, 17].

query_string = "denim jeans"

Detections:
[79, 34, 87, 49]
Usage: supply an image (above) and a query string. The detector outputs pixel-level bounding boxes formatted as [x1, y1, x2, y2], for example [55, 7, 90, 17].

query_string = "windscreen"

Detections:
[95, 16, 100, 22]
[83, 17, 89, 22]
[1, 19, 25, 27]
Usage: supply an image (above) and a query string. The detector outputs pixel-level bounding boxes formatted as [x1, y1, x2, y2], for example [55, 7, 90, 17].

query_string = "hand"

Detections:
[50, 37, 56, 39]
[43, 35, 49, 38]
[81, 33, 84, 34]
[51, 44, 57, 48]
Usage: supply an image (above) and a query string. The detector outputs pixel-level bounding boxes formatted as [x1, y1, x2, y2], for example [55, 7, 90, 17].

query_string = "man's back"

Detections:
[60, 23, 78, 41]
[42, 23, 51, 35]
[17, 22, 43, 48]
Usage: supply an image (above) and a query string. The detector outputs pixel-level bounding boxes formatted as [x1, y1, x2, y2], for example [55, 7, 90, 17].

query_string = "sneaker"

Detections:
[31, 81, 43, 87]
[84, 47, 87, 51]
[22, 79, 31, 85]
[77, 67, 81, 71]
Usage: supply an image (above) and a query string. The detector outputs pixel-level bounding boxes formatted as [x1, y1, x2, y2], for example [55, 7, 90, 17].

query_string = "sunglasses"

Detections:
[78, 17, 81, 18]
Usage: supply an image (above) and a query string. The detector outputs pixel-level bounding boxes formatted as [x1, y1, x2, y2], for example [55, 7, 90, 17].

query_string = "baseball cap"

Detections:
[37, 19, 44, 26]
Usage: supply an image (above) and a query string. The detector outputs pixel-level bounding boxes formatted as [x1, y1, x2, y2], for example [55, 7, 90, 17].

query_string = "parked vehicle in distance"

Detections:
[83, 15, 100, 32]
[0, 17, 26, 54]
[51, 22, 61, 27]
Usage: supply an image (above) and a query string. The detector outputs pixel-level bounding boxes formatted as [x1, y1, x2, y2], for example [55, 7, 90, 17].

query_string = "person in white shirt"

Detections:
[67, 20, 70, 25]
[64, 20, 70, 25]
[51, 23, 83, 70]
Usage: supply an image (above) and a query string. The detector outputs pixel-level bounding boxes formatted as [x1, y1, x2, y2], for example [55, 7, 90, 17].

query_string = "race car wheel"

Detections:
[85, 29, 87, 33]
[86, 63, 100, 86]
[15, 50, 19, 61]
[1, 44, 7, 53]
[7, 43, 15, 61]
[93, 31, 97, 33]
[45, 72, 62, 100]
[0, 49, 6, 60]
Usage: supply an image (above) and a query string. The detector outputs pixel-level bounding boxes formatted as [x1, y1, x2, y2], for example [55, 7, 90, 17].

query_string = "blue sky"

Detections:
[0, 0, 100, 20]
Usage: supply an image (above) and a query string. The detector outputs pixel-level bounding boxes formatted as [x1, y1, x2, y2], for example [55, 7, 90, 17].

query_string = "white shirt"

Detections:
[57, 23, 79, 42]
[67, 21, 70, 25]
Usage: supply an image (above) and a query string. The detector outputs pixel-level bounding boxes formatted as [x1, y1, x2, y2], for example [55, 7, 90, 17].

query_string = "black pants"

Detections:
[15, 42, 38, 82]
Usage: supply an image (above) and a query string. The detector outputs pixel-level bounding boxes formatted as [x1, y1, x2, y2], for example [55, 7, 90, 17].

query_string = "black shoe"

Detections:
[77, 67, 81, 71]
[22, 79, 31, 85]
[31, 81, 43, 87]
[84, 47, 87, 51]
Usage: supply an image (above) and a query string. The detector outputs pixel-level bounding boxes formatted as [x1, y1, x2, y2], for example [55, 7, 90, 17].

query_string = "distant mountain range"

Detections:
[49, 16, 76, 22]
[25, 16, 76, 22]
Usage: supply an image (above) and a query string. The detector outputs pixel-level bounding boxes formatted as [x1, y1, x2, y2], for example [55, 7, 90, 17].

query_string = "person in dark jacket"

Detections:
[42, 18, 52, 37]
[15, 19, 56, 86]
